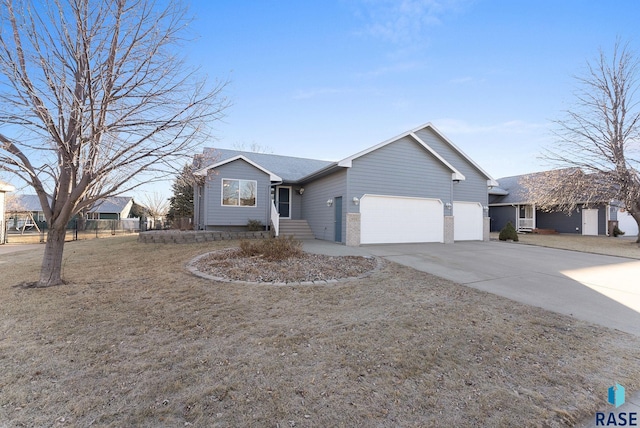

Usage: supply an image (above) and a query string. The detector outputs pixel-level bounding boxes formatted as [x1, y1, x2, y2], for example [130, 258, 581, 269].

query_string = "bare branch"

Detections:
[0, 0, 229, 286]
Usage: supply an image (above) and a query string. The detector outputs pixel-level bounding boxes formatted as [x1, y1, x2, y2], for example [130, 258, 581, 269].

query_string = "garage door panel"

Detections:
[453, 201, 483, 241]
[360, 195, 443, 244]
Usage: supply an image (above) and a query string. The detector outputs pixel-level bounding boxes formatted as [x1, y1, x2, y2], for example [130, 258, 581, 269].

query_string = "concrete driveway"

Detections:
[303, 240, 640, 337]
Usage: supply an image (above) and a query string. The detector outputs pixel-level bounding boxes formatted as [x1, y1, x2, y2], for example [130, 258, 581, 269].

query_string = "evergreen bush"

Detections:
[612, 225, 625, 237]
[499, 221, 519, 241]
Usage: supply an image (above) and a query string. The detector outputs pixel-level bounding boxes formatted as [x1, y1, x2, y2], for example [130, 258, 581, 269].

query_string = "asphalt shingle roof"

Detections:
[6, 195, 132, 214]
[201, 148, 335, 182]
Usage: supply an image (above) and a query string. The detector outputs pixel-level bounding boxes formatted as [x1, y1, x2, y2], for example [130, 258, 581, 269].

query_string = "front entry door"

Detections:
[334, 196, 342, 242]
[277, 187, 291, 219]
[582, 208, 598, 235]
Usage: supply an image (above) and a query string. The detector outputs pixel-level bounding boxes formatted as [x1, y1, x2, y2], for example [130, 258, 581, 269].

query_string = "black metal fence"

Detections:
[3, 218, 141, 244]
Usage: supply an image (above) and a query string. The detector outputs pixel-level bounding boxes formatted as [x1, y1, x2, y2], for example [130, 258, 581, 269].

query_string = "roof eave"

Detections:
[193, 155, 283, 182]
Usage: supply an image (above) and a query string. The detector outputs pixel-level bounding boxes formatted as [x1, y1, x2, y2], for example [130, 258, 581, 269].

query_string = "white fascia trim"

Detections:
[338, 123, 464, 181]
[336, 126, 466, 181]
[425, 122, 499, 185]
[337, 128, 417, 168]
[0, 182, 15, 192]
[410, 132, 465, 181]
[194, 155, 282, 182]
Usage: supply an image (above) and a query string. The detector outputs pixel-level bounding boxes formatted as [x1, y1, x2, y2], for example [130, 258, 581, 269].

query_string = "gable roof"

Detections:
[194, 122, 498, 187]
[337, 123, 498, 186]
[87, 196, 133, 214]
[489, 168, 605, 205]
[6, 194, 134, 215]
[6, 194, 44, 212]
[194, 148, 333, 182]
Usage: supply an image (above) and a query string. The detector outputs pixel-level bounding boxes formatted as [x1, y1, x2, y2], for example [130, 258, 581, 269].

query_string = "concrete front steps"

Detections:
[278, 220, 315, 240]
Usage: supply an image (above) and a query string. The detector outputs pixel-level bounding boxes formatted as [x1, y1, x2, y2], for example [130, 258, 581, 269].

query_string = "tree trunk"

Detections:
[38, 226, 67, 287]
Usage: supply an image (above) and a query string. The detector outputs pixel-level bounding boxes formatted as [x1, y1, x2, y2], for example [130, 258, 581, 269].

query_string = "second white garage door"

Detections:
[360, 195, 444, 244]
[453, 201, 483, 241]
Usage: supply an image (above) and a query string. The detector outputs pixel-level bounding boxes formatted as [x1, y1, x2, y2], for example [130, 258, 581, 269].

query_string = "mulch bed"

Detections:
[192, 248, 379, 283]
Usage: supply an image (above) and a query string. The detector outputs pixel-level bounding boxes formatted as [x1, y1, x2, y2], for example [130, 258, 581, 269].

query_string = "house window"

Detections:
[222, 179, 257, 207]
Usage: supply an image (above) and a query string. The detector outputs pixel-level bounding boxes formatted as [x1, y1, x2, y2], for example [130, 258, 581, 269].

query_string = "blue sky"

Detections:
[178, 0, 638, 185]
[3, 0, 639, 202]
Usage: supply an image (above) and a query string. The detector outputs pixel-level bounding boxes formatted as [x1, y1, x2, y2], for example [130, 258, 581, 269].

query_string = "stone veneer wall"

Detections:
[444, 216, 454, 244]
[138, 230, 269, 244]
[346, 213, 361, 247]
[483, 217, 490, 242]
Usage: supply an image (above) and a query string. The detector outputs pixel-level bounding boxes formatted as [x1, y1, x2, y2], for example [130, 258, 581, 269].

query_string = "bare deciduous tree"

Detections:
[141, 192, 169, 229]
[526, 41, 640, 242]
[0, 0, 228, 286]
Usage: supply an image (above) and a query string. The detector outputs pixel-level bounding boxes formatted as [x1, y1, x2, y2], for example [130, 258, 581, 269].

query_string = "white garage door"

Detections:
[618, 210, 639, 236]
[453, 201, 483, 241]
[360, 195, 443, 244]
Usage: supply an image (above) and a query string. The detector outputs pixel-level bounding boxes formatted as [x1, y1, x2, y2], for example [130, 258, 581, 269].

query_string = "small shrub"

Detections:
[247, 219, 264, 231]
[239, 236, 303, 261]
[499, 221, 519, 242]
[612, 225, 625, 237]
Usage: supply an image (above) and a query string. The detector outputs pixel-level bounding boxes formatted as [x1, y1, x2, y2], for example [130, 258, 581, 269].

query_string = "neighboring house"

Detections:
[617, 209, 639, 236]
[0, 181, 16, 244]
[193, 122, 498, 246]
[5, 194, 45, 232]
[489, 172, 617, 235]
[6, 195, 135, 230]
[85, 196, 134, 220]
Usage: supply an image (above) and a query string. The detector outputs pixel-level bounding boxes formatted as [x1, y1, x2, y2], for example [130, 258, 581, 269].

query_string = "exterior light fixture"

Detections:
[352, 197, 359, 205]
[445, 202, 452, 209]
[326, 199, 333, 207]
[298, 187, 305, 195]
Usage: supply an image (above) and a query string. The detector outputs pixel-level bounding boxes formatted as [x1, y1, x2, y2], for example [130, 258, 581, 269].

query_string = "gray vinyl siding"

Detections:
[537, 204, 607, 234]
[347, 136, 452, 214]
[536, 210, 581, 234]
[202, 159, 271, 228]
[489, 206, 517, 232]
[414, 128, 488, 208]
[291, 189, 303, 220]
[301, 169, 347, 242]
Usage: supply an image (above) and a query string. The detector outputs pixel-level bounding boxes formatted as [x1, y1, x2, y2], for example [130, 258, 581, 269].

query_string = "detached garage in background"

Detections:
[194, 122, 498, 246]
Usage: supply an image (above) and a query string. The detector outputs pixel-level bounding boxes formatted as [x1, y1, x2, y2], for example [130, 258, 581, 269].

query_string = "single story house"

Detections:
[85, 196, 134, 220]
[6, 195, 135, 231]
[0, 181, 15, 244]
[193, 122, 498, 246]
[489, 172, 618, 235]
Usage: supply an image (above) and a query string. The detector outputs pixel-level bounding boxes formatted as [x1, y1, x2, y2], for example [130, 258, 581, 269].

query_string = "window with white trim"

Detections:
[222, 179, 257, 207]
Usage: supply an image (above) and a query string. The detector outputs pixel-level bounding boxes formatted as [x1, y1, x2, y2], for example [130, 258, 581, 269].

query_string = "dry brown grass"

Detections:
[493, 232, 640, 260]
[1, 236, 639, 427]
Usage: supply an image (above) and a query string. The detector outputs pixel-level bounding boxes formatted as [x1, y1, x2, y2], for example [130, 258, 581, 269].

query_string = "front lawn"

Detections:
[1, 236, 638, 426]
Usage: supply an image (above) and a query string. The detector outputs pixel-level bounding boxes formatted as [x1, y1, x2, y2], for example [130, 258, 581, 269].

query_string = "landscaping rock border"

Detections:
[186, 249, 383, 286]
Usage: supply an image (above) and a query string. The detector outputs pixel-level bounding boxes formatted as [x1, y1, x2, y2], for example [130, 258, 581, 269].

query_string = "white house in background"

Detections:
[0, 181, 16, 244]
[617, 209, 639, 237]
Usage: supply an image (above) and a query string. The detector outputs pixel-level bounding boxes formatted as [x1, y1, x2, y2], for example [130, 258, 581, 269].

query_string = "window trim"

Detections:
[221, 178, 258, 207]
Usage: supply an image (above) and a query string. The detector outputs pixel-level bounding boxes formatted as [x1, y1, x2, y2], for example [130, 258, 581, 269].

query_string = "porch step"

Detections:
[279, 220, 315, 240]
